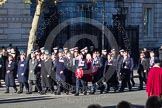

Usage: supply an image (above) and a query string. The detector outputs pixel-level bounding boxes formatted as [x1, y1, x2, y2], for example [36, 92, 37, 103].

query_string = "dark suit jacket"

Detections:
[149, 57, 158, 68]
[137, 58, 149, 73]
[5, 61, 16, 86]
[121, 57, 131, 70]
[75, 59, 88, 70]
[17, 60, 28, 82]
[55, 57, 66, 81]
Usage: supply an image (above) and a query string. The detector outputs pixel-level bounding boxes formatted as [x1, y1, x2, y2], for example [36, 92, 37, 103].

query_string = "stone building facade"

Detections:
[0, 0, 162, 50]
[0, 0, 32, 49]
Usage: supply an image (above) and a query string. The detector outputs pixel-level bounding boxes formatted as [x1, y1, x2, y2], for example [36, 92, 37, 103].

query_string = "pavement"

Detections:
[0, 89, 147, 108]
[0, 76, 148, 108]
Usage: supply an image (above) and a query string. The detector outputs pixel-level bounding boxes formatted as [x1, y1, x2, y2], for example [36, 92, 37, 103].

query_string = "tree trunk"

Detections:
[27, 0, 43, 56]
[0, 0, 7, 6]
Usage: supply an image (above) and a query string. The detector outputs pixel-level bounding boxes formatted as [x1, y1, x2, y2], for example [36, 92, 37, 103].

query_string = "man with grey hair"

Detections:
[40, 50, 54, 94]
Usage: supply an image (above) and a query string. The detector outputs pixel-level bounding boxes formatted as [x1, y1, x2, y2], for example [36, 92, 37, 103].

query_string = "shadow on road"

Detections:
[0, 96, 60, 104]
[103, 105, 144, 108]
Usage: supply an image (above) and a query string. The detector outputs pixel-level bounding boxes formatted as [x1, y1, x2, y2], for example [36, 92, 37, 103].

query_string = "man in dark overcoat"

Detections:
[35, 52, 42, 92]
[28, 50, 40, 94]
[0, 51, 4, 87]
[119, 51, 132, 92]
[55, 49, 66, 95]
[40, 50, 54, 94]
[5, 55, 17, 93]
[137, 53, 149, 90]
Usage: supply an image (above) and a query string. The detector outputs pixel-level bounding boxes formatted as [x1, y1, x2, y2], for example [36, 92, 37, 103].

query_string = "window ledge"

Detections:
[141, 37, 158, 42]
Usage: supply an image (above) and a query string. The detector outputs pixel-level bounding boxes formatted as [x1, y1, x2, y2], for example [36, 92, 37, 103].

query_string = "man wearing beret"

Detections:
[53, 47, 58, 56]
[28, 49, 41, 94]
[40, 50, 54, 94]
[55, 48, 66, 95]
[5, 55, 17, 93]
[17, 51, 29, 94]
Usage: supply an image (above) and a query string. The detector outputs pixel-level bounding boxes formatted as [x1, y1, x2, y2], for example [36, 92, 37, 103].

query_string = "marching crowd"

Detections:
[0, 45, 162, 96]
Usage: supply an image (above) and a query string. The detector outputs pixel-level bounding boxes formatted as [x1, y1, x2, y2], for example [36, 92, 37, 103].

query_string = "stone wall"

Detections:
[95, 0, 162, 49]
[0, 0, 32, 49]
[123, 0, 162, 48]
[57, 0, 162, 49]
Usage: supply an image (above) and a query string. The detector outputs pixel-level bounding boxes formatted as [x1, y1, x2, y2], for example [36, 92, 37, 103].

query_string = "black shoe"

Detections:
[71, 91, 75, 94]
[55, 92, 61, 95]
[90, 92, 95, 95]
[119, 89, 124, 92]
[74, 93, 79, 96]
[105, 90, 109, 93]
[26, 92, 32, 94]
[33, 90, 38, 93]
[14, 89, 18, 93]
[100, 91, 103, 94]
[51, 91, 54, 94]
[132, 83, 135, 87]
[138, 87, 143, 90]
[5, 91, 9, 94]
[26, 91, 30, 94]
[17, 91, 23, 94]
[84, 92, 87, 95]
[66, 92, 69, 95]
[114, 89, 117, 93]
[40, 90, 46, 94]
[39, 91, 46, 95]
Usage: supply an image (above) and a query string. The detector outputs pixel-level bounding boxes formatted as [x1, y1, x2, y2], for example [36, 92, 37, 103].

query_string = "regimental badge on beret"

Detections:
[19, 50, 25, 55]
[58, 48, 63, 52]
[44, 50, 49, 55]
[30, 49, 35, 53]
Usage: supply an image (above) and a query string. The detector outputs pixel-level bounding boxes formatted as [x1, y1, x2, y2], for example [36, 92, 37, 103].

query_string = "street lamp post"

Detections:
[102, 0, 106, 49]
[91, 0, 106, 49]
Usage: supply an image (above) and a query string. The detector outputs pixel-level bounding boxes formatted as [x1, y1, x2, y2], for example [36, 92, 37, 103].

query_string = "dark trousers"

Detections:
[56, 81, 62, 94]
[120, 69, 132, 91]
[41, 77, 54, 93]
[19, 82, 29, 92]
[138, 71, 147, 88]
[106, 74, 118, 91]
[97, 68, 105, 92]
[56, 81, 67, 94]
[71, 73, 76, 93]
[29, 80, 41, 93]
[76, 77, 86, 94]
[130, 71, 135, 86]
[35, 78, 42, 92]
[91, 75, 97, 93]
[6, 85, 17, 92]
